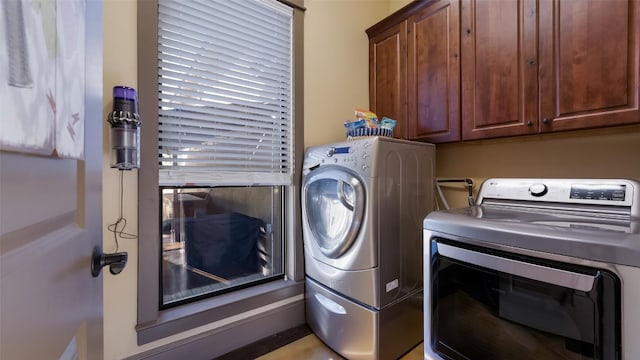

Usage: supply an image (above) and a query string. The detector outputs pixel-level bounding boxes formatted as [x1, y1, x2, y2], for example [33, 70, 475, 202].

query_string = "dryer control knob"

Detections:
[529, 183, 548, 197]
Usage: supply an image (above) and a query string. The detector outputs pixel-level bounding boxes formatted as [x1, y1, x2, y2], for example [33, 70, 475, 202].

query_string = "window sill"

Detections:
[136, 278, 304, 345]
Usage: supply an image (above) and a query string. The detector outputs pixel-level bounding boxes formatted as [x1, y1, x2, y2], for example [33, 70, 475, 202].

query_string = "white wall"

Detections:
[102, 2, 140, 359]
[303, 0, 390, 147]
[389, 0, 412, 12]
[102, 1, 397, 358]
[437, 125, 640, 209]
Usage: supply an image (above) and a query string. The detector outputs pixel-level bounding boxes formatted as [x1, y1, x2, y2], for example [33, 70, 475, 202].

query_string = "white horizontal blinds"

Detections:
[158, 0, 294, 186]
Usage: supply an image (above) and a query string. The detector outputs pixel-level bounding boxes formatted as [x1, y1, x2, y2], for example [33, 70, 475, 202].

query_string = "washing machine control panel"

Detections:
[328, 145, 372, 173]
[303, 139, 375, 178]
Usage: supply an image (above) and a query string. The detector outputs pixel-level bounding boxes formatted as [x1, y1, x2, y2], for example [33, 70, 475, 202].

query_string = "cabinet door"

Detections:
[460, 0, 538, 140]
[407, 0, 461, 143]
[369, 21, 408, 139]
[538, 0, 640, 132]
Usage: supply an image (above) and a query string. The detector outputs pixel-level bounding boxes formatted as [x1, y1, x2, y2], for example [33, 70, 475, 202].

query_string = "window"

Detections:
[156, 0, 293, 308]
[161, 186, 284, 307]
[137, 0, 305, 346]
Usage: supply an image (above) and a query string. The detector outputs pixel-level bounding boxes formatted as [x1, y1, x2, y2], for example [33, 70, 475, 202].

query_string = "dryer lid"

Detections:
[425, 178, 640, 268]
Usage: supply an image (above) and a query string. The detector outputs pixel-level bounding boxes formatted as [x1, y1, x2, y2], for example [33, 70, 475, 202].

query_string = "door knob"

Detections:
[91, 246, 128, 277]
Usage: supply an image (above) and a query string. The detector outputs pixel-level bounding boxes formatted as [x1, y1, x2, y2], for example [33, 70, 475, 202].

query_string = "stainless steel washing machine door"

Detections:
[303, 166, 365, 259]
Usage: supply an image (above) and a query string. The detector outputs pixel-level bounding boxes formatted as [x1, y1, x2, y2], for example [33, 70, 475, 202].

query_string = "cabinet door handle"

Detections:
[543, 118, 550, 124]
[466, 28, 471, 35]
[526, 120, 533, 126]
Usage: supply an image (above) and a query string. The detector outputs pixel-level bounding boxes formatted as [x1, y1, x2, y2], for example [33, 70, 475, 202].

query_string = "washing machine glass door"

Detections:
[304, 168, 365, 259]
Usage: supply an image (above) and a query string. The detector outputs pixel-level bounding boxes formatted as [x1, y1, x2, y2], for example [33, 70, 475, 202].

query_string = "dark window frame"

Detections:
[136, 0, 305, 346]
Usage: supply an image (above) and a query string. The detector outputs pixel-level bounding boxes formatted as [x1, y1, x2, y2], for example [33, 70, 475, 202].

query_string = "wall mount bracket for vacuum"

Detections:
[91, 246, 128, 277]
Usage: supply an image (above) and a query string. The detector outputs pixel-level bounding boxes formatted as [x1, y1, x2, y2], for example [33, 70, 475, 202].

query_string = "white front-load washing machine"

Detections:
[302, 136, 435, 360]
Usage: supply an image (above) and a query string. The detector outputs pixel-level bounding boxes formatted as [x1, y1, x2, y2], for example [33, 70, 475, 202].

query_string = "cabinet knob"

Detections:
[526, 120, 533, 126]
[466, 28, 471, 35]
[542, 118, 549, 124]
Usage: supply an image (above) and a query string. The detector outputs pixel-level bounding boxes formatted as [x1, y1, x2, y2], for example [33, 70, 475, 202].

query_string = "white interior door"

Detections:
[0, 1, 103, 358]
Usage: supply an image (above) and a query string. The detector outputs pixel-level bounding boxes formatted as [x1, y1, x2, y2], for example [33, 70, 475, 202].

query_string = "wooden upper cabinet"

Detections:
[538, 0, 640, 132]
[407, 0, 461, 143]
[461, 0, 639, 140]
[368, 0, 638, 143]
[369, 21, 408, 139]
[461, 0, 539, 140]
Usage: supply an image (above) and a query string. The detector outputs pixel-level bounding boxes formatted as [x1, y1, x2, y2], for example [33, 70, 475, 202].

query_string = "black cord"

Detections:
[107, 170, 137, 252]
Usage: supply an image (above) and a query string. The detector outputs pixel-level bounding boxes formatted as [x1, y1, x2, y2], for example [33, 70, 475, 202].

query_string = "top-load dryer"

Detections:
[302, 136, 435, 360]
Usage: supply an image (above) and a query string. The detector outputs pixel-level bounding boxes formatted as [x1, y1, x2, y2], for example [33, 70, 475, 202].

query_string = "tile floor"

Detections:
[256, 333, 424, 360]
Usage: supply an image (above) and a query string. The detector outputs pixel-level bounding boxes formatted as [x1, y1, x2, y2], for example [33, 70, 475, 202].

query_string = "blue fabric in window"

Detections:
[184, 212, 264, 279]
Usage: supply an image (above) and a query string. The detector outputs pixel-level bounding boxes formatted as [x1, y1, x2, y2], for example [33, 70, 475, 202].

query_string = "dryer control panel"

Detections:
[477, 178, 640, 218]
